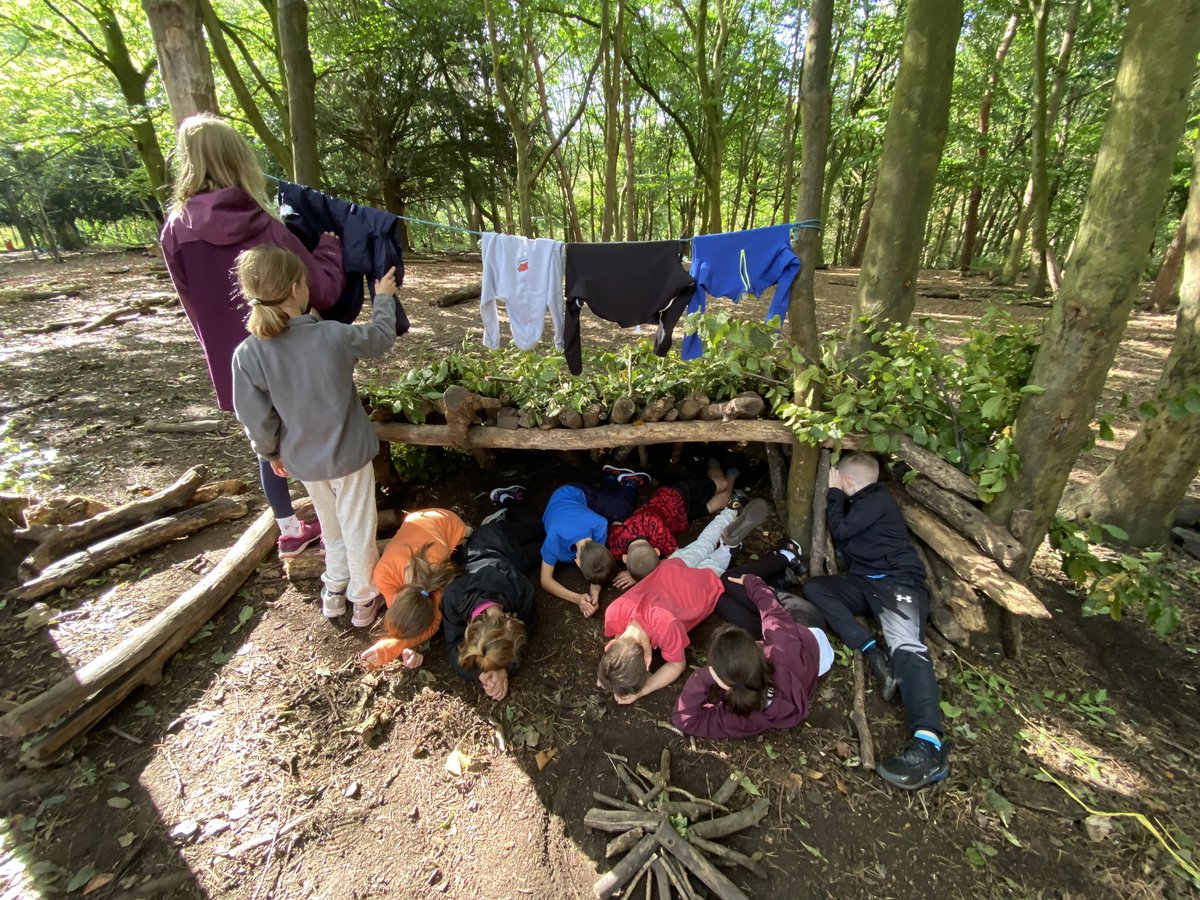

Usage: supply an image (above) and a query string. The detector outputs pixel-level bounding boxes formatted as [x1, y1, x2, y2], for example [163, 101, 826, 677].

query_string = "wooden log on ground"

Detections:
[921, 548, 988, 633]
[283, 539, 388, 581]
[687, 835, 768, 879]
[1, 507, 279, 740]
[583, 809, 664, 833]
[686, 797, 769, 841]
[850, 655, 876, 770]
[557, 407, 584, 429]
[892, 435, 977, 500]
[605, 827, 645, 859]
[439, 386, 502, 448]
[9, 497, 248, 603]
[144, 419, 224, 434]
[810, 450, 832, 577]
[593, 832, 660, 900]
[189, 479, 250, 505]
[654, 822, 749, 900]
[435, 281, 483, 308]
[78, 295, 174, 333]
[375, 419, 796, 449]
[904, 476, 1023, 569]
[650, 859, 673, 900]
[18, 466, 210, 577]
[893, 492, 1050, 619]
[711, 773, 742, 807]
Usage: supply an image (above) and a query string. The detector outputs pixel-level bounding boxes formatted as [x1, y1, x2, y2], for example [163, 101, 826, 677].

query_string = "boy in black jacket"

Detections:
[803, 452, 949, 790]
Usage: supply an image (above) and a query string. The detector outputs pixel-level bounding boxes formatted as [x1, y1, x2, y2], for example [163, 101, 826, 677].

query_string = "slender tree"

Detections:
[990, 0, 1200, 564]
[785, 0, 833, 543]
[277, 0, 319, 187]
[845, 0, 964, 355]
[1026, 0, 1050, 297]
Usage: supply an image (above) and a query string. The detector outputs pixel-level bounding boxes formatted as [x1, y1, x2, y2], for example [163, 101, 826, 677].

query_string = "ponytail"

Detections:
[235, 246, 306, 339]
[382, 543, 457, 639]
[707, 625, 774, 717]
[458, 613, 527, 673]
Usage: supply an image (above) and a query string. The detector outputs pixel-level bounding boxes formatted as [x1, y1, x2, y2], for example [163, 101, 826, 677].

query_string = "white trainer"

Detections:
[321, 586, 347, 618]
[351, 595, 383, 628]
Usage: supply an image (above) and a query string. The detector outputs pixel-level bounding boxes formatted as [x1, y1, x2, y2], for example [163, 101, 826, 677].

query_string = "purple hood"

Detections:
[167, 187, 274, 247]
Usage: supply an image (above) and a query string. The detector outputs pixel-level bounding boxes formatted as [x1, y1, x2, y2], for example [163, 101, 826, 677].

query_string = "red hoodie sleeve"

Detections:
[743, 575, 806, 657]
[268, 220, 345, 312]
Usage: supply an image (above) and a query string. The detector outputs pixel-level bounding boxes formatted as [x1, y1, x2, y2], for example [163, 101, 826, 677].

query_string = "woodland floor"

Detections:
[1, 248, 1198, 900]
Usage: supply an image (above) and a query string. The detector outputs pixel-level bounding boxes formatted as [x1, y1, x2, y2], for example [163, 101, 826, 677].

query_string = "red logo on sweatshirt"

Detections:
[517, 256, 529, 273]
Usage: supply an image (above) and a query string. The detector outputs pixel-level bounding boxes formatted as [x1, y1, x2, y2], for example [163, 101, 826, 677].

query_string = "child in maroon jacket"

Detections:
[671, 575, 832, 739]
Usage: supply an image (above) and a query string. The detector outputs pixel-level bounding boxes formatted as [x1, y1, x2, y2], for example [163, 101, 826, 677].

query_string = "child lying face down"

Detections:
[672, 575, 833, 739]
[596, 499, 769, 705]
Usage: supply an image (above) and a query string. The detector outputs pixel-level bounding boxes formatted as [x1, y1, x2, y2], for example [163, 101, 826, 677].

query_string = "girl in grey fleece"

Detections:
[231, 245, 398, 627]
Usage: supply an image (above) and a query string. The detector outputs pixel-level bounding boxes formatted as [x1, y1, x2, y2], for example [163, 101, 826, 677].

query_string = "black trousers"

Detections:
[482, 505, 545, 572]
[715, 552, 826, 638]
[803, 575, 942, 736]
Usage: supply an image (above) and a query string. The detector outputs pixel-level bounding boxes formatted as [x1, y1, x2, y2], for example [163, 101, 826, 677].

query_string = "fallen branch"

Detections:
[593, 831, 659, 899]
[9, 496, 248, 602]
[0, 507, 279, 739]
[582, 809, 664, 833]
[144, 419, 225, 434]
[655, 822, 749, 900]
[18, 465, 210, 577]
[810, 449, 832, 576]
[687, 835, 767, 879]
[850, 655, 876, 770]
[904, 476, 1022, 569]
[893, 435, 977, 500]
[686, 797, 769, 841]
[434, 281, 482, 308]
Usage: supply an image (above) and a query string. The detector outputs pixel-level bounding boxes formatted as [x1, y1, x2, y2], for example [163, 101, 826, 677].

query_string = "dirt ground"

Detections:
[1, 248, 1199, 900]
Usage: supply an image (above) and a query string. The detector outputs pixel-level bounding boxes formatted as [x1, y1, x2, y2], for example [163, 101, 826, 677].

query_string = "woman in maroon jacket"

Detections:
[161, 114, 345, 557]
[671, 575, 832, 739]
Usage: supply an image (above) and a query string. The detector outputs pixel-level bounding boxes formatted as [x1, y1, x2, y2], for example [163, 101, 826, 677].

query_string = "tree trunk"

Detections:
[1149, 214, 1188, 311]
[1001, 0, 1083, 284]
[1061, 135, 1200, 545]
[277, 0, 319, 186]
[1026, 0, 1051, 297]
[961, 11, 1020, 273]
[142, 0, 218, 126]
[600, 0, 621, 241]
[785, 0, 833, 544]
[990, 0, 1200, 567]
[846, 0, 964, 356]
[849, 184, 875, 267]
[532, 49, 583, 242]
[779, 14, 804, 225]
[622, 73, 637, 242]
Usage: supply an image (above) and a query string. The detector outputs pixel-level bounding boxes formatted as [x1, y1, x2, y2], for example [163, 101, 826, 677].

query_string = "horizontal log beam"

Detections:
[375, 419, 797, 448]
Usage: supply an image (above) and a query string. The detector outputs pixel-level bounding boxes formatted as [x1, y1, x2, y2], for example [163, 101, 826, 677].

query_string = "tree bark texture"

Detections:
[277, 0, 320, 186]
[785, 0, 834, 544]
[142, 0, 218, 126]
[1026, 0, 1051, 297]
[1061, 135, 1200, 545]
[989, 0, 1200, 566]
[1149, 214, 1188, 311]
[846, 0, 964, 355]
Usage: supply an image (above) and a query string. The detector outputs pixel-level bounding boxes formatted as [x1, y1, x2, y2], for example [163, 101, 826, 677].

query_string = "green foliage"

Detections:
[389, 443, 474, 483]
[1048, 517, 1179, 635]
[0, 420, 55, 495]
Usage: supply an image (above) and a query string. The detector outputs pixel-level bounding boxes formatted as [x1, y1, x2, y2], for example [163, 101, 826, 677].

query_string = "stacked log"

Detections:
[587, 751, 767, 899]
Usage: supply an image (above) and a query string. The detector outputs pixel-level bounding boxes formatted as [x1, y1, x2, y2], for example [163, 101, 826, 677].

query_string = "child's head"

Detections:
[170, 113, 269, 213]
[236, 245, 307, 339]
[382, 544, 457, 640]
[836, 452, 881, 496]
[596, 636, 649, 697]
[624, 539, 661, 581]
[707, 625, 774, 716]
[576, 538, 616, 584]
[458, 611, 527, 672]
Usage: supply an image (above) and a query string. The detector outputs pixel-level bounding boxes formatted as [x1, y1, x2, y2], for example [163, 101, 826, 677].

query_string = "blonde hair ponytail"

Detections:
[235, 246, 306, 339]
[458, 613, 527, 673]
[169, 114, 273, 217]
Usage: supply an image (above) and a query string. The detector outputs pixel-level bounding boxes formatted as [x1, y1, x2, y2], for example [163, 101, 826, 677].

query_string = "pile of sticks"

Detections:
[587, 750, 768, 900]
[2, 467, 282, 767]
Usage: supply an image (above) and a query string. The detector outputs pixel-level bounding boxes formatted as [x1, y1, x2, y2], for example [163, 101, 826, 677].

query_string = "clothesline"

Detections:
[266, 173, 820, 242]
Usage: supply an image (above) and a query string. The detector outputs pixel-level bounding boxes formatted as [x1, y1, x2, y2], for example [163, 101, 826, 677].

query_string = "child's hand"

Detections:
[613, 692, 639, 706]
[357, 649, 380, 670]
[828, 468, 843, 490]
[401, 648, 423, 669]
[374, 266, 397, 297]
[270, 458, 288, 478]
[726, 575, 745, 585]
[480, 669, 509, 701]
[612, 570, 635, 590]
[577, 593, 598, 617]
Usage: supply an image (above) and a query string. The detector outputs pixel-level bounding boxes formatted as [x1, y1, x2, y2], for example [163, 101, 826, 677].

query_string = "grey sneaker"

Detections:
[721, 498, 770, 547]
[321, 585, 347, 618]
[351, 594, 383, 628]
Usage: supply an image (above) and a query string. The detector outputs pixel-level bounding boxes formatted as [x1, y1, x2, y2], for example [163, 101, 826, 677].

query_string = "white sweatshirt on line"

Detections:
[480, 231, 565, 350]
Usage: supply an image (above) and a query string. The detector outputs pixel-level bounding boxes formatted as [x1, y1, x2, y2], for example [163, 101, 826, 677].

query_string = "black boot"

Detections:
[862, 648, 898, 703]
[876, 737, 949, 791]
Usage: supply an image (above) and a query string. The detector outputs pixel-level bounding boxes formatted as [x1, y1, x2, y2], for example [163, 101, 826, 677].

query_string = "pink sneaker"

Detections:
[278, 519, 321, 559]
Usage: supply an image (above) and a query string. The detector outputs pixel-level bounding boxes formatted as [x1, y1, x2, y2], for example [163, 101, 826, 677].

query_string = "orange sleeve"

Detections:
[361, 605, 443, 669]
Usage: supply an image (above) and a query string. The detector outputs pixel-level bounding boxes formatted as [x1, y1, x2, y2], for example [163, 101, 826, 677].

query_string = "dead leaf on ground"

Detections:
[535, 748, 558, 770]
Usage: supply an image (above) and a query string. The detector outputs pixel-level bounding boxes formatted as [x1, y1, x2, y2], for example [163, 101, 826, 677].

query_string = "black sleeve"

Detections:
[826, 488, 888, 543]
[563, 297, 585, 375]
[441, 585, 481, 682]
[653, 283, 696, 357]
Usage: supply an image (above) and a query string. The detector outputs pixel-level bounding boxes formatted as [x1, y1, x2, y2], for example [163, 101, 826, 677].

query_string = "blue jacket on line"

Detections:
[681, 224, 800, 359]
[277, 180, 410, 333]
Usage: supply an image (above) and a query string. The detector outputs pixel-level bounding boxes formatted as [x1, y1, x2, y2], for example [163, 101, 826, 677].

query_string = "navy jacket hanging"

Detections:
[681, 224, 799, 359]
[563, 241, 696, 374]
[277, 180, 409, 333]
